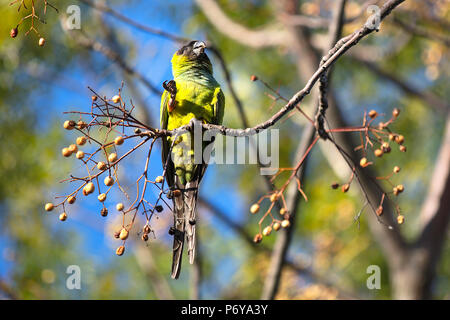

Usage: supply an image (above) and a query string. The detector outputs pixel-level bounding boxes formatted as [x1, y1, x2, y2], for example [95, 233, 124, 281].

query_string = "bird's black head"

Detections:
[172, 40, 213, 76]
[176, 40, 207, 60]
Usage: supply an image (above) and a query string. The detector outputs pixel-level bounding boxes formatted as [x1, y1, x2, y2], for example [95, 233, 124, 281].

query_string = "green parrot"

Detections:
[160, 40, 225, 279]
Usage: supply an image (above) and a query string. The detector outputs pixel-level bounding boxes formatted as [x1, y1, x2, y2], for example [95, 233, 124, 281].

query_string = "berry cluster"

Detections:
[45, 87, 171, 256]
[250, 108, 407, 243]
[9, 0, 57, 46]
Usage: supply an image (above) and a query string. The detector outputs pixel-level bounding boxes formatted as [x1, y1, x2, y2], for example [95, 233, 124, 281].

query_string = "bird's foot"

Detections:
[163, 80, 178, 112]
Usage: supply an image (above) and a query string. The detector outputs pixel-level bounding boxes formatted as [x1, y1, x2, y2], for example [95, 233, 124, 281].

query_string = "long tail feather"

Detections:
[171, 179, 186, 279]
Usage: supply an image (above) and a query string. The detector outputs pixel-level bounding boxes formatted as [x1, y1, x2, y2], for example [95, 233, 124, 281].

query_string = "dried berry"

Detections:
[172, 189, 182, 198]
[38, 37, 45, 47]
[116, 203, 124, 211]
[155, 205, 163, 213]
[98, 193, 107, 202]
[77, 121, 87, 129]
[59, 212, 67, 221]
[376, 206, 383, 216]
[250, 75, 258, 82]
[253, 234, 262, 243]
[10, 27, 18, 38]
[393, 166, 401, 173]
[368, 110, 378, 118]
[101, 208, 108, 217]
[331, 182, 339, 189]
[116, 245, 125, 256]
[342, 184, 350, 193]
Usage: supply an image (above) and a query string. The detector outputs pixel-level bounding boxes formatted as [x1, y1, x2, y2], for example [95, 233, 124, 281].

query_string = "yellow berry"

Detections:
[59, 212, 67, 221]
[97, 161, 107, 171]
[399, 145, 407, 152]
[76, 151, 84, 159]
[273, 222, 281, 231]
[155, 176, 164, 183]
[104, 176, 114, 186]
[116, 203, 124, 211]
[395, 135, 405, 145]
[393, 166, 401, 173]
[68, 144, 78, 153]
[281, 220, 290, 228]
[392, 108, 400, 117]
[262, 226, 272, 236]
[98, 193, 106, 202]
[374, 149, 383, 157]
[119, 228, 129, 240]
[250, 204, 260, 214]
[62, 147, 72, 157]
[108, 153, 118, 163]
[63, 120, 75, 130]
[280, 208, 287, 215]
[76, 136, 87, 145]
[397, 184, 404, 193]
[111, 95, 120, 103]
[270, 193, 279, 202]
[38, 37, 45, 47]
[393, 187, 399, 196]
[84, 182, 95, 195]
[397, 215, 405, 225]
[368, 110, 378, 118]
[114, 136, 124, 145]
[360, 157, 368, 167]
[44, 203, 54, 211]
[67, 196, 76, 204]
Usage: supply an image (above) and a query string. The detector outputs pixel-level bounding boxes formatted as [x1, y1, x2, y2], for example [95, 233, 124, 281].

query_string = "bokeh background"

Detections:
[0, 0, 448, 299]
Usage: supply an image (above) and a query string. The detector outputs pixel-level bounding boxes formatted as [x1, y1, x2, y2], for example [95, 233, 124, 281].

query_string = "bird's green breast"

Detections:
[166, 77, 218, 131]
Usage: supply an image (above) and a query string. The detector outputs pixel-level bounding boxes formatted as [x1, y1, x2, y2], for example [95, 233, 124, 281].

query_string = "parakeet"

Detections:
[160, 40, 225, 279]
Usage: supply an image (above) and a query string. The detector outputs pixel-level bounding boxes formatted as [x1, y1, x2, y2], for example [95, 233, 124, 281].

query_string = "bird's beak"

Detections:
[193, 41, 206, 55]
